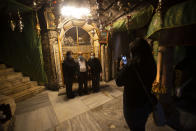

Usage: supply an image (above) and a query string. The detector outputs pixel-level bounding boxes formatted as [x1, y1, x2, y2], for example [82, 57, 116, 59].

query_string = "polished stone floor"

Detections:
[14, 81, 174, 131]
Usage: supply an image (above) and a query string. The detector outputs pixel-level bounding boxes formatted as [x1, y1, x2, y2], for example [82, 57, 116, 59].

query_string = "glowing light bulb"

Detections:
[60, 6, 90, 19]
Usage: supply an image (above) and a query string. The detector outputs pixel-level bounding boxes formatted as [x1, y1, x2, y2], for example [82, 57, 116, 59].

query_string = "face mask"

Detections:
[66, 55, 72, 59]
[79, 56, 84, 61]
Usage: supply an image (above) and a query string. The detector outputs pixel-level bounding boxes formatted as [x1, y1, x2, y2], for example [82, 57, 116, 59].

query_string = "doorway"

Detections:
[57, 19, 100, 88]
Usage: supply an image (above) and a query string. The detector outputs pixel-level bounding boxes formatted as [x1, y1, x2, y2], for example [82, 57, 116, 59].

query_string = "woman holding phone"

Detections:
[116, 38, 157, 131]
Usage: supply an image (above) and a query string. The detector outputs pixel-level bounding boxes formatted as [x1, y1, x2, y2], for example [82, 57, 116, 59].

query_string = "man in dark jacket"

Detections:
[115, 38, 157, 131]
[88, 53, 102, 92]
[63, 51, 77, 98]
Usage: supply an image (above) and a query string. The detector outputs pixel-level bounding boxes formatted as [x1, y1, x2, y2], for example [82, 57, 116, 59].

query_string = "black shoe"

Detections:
[83, 90, 89, 95]
[78, 92, 84, 96]
[67, 94, 75, 99]
[93, 89, 100, 93]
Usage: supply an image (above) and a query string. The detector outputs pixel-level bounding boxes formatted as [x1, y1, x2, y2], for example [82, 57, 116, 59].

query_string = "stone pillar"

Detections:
[101, 44, 105, 81]
[41, 31, 59, 90]
[48, 30, 63, 88]
[158, 45, 175, 118]
[112, 59, 118, 79]
[38, 7, 61, 90]
[108, 44, 112, 81]
[94, 40, 99, 58]
[161, 46, 174, 97]
[157, 46, 174, 98]
[156, 46, 163, 83]
[105, 45, 109, 81]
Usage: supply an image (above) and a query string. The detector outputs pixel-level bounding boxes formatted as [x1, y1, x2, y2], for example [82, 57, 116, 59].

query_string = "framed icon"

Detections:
[44, 9, 56, 29]
[99, 31, 108, 44]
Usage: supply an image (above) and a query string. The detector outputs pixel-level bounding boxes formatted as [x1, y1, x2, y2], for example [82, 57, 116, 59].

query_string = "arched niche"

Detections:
[58, 19, 100, 60]
[62, 26, 92, 59]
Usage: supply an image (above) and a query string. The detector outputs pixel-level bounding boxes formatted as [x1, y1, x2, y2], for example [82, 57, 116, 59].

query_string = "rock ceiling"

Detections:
[12, 0, 157, 26]
[1, 0, 189, 28]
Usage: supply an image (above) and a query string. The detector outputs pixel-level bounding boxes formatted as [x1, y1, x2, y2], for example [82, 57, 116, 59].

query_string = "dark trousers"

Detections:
[123, 102, 152, 131]
[78, 72, 88, 94]
[92, 74, 100, 92]
[65, 79, 74, 98]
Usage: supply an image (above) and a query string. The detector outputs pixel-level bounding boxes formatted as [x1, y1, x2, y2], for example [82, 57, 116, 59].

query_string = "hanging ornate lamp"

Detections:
[99, 24, 103, 31]
[35, 11, 41, 35]
[9, 13, 16, 31]
[17, 10, 24, 32]
[117, 1, 123, 10]
[10, 20, 16, 31]
[91, 29, 95, 36]
[33, 1, 41, 35]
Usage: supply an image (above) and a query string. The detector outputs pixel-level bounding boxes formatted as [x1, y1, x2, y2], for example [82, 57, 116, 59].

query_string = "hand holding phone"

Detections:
[121, 56, 127, 65]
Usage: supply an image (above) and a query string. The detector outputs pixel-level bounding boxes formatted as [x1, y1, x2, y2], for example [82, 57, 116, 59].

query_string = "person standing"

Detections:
[62, 51, 77, 99]
[115, 38, 157, 131]
[88, 53, 102, 92]
[77, 52, 88, 95]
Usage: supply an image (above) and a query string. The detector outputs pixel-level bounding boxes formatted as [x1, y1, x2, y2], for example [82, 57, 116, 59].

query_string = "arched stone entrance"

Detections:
[61, 26, 92, 60]
[59, 19, 99, 58]
[56, 19, 100, 86]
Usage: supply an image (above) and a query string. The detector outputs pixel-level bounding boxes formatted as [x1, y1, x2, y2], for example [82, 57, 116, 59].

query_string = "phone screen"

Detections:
[122, 56, 127, 64]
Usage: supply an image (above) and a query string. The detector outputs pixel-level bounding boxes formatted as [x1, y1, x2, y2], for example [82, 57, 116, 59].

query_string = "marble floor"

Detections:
[14, 81, 175, 131]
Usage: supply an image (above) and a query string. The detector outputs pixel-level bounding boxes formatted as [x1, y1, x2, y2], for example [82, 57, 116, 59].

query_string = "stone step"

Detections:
[0, 72, 23, 81]
[0, 77, 31, 90]
[9, 86, 45, 102]
[0, 82, 31, 95]
[0, 76, 28, 86]
[0, 64, 45, 102]
[11, 77, 31, 86]
[0, 81, 38, 96]
[0, 77, 31, 91]
[0, 68, 14, 75]
[30, 81, 38, 86]
[0, 64, 6, 69]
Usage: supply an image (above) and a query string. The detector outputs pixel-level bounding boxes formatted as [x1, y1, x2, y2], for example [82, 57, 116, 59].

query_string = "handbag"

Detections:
[133, 65, 166, 126]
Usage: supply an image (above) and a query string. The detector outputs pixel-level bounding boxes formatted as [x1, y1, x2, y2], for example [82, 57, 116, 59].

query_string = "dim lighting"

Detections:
[60, 6, 90, 19]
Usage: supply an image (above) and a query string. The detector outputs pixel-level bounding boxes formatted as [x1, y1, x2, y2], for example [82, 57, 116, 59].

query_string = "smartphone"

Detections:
[121, 56, 127, 65]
